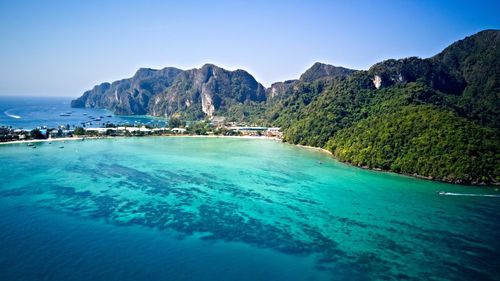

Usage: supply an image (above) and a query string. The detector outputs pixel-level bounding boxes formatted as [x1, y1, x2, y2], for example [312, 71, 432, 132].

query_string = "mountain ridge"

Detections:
[71, 62, 356, 119]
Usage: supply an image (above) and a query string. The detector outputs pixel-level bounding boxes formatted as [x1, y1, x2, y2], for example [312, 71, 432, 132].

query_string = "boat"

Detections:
[27, 143, 34, 147]
[59, 113, 71, 117]
[59, 146, 64, 149]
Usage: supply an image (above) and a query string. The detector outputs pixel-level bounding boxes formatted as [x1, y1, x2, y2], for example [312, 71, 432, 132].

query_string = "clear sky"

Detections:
[0, 0, 498, 97]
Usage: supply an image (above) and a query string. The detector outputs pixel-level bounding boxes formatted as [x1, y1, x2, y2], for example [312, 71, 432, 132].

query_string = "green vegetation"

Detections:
[278, 30, 499, 184]
[325, 105, 499, 184]
[186, 121, 210, 135]
[431, 29, 500, 128]
[168, 116, 186, 128]
[278, 72, 374, 147]
[30, 129, 46, 139]
[73, 127, 85, 135]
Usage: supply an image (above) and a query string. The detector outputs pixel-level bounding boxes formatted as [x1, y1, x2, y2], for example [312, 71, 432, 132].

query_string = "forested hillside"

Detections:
[277, 30, 499, 184]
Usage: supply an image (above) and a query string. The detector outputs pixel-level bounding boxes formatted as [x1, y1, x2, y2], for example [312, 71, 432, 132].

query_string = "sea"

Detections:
[0, 96, 167, 129]
[0, 97, 499, 281]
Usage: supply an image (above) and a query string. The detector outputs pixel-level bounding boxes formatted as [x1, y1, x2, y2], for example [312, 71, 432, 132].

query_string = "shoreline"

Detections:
[292, 143, 498, 187]
[0, 136, 99, 145]
[0, 134, 281, 146]
[1, 134, 496, 187]
[295, 144, 333, 155]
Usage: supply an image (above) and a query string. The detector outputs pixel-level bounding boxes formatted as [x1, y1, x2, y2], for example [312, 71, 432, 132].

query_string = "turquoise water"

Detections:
[0, 137, 499, 280]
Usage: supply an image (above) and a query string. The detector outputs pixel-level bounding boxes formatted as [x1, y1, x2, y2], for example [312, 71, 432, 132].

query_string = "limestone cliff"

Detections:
[72, 64, 267, 119]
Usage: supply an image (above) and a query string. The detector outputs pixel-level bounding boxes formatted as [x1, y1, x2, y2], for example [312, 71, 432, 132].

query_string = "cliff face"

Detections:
[148, 64, 267, 119]
[71, 67, 182, 115]
[266, 80, 297, 99]
[265, 63, 355, 101]
[72, 62, 357, 119]
[72, 64, 266, 119]
[367, 57, 466, 95]
[299, 62, 355, 82]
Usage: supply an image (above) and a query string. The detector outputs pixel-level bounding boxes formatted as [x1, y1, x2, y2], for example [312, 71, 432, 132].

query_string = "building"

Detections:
[171, 128, 187, 134]
[211, 116, 226, 127]
[228, 126, 268, 132]
[85, 127, 110, 134]
[266, 127, 282, 138]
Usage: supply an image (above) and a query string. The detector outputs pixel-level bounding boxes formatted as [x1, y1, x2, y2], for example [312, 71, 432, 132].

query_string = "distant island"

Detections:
[71, 29, 500, 185]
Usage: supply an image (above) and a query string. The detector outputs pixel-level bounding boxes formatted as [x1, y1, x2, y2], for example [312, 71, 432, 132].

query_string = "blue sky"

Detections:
[0, 0, 498, 97]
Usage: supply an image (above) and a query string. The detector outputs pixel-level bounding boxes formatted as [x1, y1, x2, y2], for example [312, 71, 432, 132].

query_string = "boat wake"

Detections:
[4, 109, 21, 119]
[438, 191, 500, 198]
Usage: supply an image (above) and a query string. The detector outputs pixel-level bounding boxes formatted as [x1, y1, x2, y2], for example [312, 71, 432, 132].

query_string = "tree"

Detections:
[30, 129, 46, 139]
[187, 121, 210, 135]
[168, 117, 183, 128]
[74, 127, 85, 135]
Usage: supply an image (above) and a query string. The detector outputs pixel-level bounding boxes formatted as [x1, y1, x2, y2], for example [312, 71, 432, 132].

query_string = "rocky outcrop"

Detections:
[265, 63, 356, 102]
[72, 64, 266, 119]
[147, 64, 267, 119]
[372, 75, 382, 89]
[266, 80, 297, 99]
[367, 57, 465, 95]
[299, 62, 355, 82]
[72, 62, 356, 120]
[71, 67, 182, 115]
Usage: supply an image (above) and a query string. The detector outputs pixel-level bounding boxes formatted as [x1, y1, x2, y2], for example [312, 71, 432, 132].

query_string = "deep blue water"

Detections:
[0, 96, 166, 129]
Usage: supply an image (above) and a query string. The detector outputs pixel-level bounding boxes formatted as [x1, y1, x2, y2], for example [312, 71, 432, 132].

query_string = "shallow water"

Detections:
[0, 137, 499, 280]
